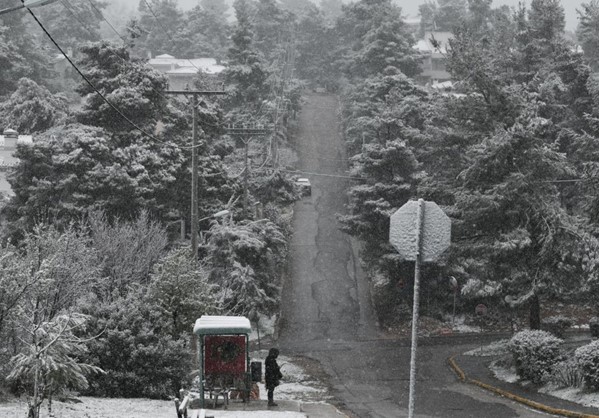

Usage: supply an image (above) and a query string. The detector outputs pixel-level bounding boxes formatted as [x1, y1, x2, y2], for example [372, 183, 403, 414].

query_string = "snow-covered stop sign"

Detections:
[389, 200, 451, 263]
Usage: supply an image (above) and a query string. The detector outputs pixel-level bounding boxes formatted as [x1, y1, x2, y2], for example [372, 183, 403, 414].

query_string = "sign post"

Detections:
[450, 276, 458, 329]
[389, 199, 451, 418]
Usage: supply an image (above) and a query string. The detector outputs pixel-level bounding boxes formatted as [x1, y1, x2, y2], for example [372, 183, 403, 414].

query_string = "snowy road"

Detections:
[277, 93, 553, 418]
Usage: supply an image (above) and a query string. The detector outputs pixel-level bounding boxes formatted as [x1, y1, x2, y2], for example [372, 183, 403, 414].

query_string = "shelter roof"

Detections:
[194, 315, 251, 335]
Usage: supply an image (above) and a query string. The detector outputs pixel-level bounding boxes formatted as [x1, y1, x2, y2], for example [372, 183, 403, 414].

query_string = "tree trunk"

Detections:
[529, 294, 541, 330]
[32, 359, 40, 418]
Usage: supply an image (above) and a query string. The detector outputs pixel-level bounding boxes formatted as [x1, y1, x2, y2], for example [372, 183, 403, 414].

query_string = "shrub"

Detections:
[76, 291, 193, 399]
[575, 340, 599, 390]
[508, 330, 563, 384]
[549, 357, 583, 388]
[541, 316, 573, 339]
[590, 317, 599, 339]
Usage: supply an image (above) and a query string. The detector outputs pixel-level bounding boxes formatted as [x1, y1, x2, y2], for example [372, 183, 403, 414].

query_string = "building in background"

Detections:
[0, 128, 32, 195]
[414, 31, 453, 86]
[147, 54, 226, 90]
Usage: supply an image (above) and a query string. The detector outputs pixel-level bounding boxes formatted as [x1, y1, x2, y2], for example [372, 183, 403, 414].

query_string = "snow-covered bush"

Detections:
[590, 317, 599, 339]
[549, 357, 583, 388]
[541, 316, 573, 339]
[508, 330, 563, 384]
[574, 340, 599, 390]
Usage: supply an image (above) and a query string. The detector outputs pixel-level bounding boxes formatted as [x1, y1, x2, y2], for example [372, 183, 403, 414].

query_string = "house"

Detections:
[414, 31, 453, 86]
[147, 54, 226, 91]
[0, 128, 32, 195]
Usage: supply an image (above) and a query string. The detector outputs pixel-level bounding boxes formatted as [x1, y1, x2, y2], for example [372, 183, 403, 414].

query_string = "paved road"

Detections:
[277, 93, 553, 418]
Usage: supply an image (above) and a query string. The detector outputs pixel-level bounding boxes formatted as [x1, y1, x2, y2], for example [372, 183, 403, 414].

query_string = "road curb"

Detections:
[448, 355, 599, 418]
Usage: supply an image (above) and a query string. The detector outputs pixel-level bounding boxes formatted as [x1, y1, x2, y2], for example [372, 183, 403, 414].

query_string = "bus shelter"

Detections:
[193, 315, 252, 407]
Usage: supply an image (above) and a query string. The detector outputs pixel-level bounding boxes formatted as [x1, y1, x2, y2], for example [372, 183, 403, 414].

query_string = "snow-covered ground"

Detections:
[463, 339, 510, 357]
[251, 351, 331, 403]
[489, 359, 519, 383]
[446, 314, 483, 334]
[203, 412, 306, 417]
[0, 347, 329, 418]
[474, 339, 599, 410]
[539, 386, 599, 410]
[491, 360, 599, 409]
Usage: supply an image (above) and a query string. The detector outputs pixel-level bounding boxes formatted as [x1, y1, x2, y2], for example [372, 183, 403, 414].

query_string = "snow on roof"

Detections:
[414, 31, 453, 53]
[148, 56, 225, 75]
[431, 81, 453, 90]
[194, 315, 251, 335]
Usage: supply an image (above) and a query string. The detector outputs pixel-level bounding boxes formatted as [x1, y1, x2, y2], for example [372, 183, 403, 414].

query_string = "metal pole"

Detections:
[408, 198, 425, 418]
[452, 290, 457, 330]
[191, 94, 199, 261]
[243, 136, 249, 216]
[199, 335, 204, 408]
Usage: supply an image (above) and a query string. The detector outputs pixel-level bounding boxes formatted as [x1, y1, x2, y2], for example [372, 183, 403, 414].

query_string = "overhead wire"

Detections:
[76, 0, 230, 135]
[84, 0, 126, 43]
[48, 0, 223, 150]
[25, 6, 169, 146]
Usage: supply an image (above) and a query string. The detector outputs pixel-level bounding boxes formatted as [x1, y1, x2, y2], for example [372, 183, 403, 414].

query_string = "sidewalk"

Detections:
[451, 350, 599, 417]
[189, 399, 349, 418]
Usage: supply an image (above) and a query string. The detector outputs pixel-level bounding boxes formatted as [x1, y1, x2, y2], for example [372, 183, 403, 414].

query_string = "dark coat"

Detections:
[265, 348, 283, 389]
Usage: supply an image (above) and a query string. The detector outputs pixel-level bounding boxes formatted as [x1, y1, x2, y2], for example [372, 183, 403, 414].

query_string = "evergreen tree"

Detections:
[319, 0, 342, 22]
[577, 0, 599, 71]
[295, 6, 339, 88]
[336, 0, 420, 79]
[37, 0, 106, 51]
[0, 78, 69, 134]
[129, 0, 186, 57]
[0, 14, 54, 96]
[224, 0, 270, 112]
[419, 0, 468, 36]
[185, 0, 230, 60]
[253, 0, 291, 63]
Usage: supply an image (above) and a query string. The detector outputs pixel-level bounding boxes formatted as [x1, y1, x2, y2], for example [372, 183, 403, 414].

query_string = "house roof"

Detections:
[414, 31, 453, 54]
[148, 56, 226, 75]
[193, 315, 251, 336]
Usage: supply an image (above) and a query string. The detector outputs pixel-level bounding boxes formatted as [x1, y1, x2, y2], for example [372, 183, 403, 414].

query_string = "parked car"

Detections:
[295, 178, 312, 196]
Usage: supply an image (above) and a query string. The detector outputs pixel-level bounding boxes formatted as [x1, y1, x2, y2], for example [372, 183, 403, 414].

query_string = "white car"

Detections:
[295, 178, 312, 196]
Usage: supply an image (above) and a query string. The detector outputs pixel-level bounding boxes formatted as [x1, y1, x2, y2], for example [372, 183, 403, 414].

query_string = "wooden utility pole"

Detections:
[226, 125, 273, 217]
[165, 90, 226, 261]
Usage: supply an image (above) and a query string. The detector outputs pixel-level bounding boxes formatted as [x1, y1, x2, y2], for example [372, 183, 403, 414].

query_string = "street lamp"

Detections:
[0, 0, 59, 16]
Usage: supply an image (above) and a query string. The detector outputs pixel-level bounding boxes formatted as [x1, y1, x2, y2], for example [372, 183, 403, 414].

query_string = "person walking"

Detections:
[265, 348, 283, 407]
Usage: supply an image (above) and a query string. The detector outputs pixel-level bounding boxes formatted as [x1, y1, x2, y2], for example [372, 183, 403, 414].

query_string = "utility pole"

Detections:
[226, 125, 273, 217]
[165, 90, 226, 261]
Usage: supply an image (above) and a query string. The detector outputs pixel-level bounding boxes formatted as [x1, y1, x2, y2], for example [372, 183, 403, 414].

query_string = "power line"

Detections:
[43, 1, 223, 151]
[26, 7, 165, 145]
[60, 0, 127, 61]
[84, 0, 126, 43]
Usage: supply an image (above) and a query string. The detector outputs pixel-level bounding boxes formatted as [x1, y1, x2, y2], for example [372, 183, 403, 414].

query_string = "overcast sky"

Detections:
[398, 0, 583, 31]
[114, 0, 584, 31]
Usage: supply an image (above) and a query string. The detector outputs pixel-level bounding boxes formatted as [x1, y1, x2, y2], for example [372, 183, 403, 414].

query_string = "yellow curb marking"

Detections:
[447, 355, 599, 418]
